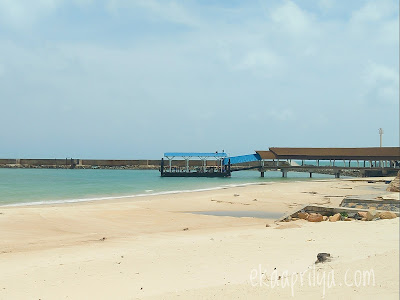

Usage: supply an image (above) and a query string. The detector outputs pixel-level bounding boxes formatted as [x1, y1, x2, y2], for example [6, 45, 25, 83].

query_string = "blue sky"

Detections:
[0, 0, 398, 159]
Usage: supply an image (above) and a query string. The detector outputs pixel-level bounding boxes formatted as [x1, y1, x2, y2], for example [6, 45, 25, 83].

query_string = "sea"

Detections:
[0, 168, 334, 207]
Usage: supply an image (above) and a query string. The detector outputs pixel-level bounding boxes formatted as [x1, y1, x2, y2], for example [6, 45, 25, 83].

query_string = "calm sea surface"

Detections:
[0, 169, 334, 206]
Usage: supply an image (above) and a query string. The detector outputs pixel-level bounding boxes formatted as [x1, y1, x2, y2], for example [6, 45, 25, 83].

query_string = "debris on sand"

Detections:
[316, 253, 331, 264]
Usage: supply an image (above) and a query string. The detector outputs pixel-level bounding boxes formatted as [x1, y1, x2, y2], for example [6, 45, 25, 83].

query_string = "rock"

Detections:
[361, 217, 367, 221]
[387, 171, 400, 192]
[378, 211, 397, 219]
[357, 211, 367, 218]
[329, 213, 341, 222]
[307, 213, 323, 222]
[316, 253, 331, 264]
[291, 217, 299, 221]
[298, 212, 309, 220]
[344, 217, 353, 221]
[323, 216, 328, 221]
[366, 210, 379, 221]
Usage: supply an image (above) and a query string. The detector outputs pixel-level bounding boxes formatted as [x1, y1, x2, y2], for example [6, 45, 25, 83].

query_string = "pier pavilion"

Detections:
[160, 152, 230, 177]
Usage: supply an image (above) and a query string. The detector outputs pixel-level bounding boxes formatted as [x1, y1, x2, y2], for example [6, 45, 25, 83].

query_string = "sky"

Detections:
[0, 0, 399, 159]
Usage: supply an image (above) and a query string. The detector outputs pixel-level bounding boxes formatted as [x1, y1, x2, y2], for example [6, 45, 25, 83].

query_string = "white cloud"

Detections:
[0, 0, 58, 27]
[236, 50, 283, 72]
[318, 0, 334, 11]
[363, 61, 399, 103]
[267, 109, 295, 122]
[351, 0, 397, 23]
[0, 0, 93, 28]
[270, 1, 313, 35]
[106, 0, 201, 27]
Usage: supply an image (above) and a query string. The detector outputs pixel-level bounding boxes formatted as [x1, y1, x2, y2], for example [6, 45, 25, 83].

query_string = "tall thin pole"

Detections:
[379, 128, 383, 147]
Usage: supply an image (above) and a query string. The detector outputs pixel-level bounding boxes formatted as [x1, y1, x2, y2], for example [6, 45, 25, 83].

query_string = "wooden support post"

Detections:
[261, 171, 265, 178]
[282, 170, 287, 178]
[309, 172, 312, 178]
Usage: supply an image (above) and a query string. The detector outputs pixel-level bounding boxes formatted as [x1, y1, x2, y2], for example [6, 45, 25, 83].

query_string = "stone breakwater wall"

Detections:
[0, 159, 235, 170]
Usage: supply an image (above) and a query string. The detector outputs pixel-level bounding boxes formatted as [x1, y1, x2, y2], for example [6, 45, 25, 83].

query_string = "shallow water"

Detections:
[0, 169, 334, 206]
[188, 210, 285, 219]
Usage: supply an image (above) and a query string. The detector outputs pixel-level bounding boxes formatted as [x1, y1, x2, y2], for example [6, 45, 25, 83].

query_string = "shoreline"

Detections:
[0, 176, 394, 209]
[0, 177, 398, 299]
[0, 172, 337, 208]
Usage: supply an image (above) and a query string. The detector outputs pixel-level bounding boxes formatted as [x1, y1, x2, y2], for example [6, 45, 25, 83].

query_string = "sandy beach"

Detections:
[0, 177, 398, 299]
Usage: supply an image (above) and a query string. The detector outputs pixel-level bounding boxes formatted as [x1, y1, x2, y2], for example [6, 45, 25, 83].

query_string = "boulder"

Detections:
[329, 213, 341, 222]
[323, 216, 328, 221]
[298, 212, 309, 220]
[344, 217, 353, 221]
[378, 211, 397, 219]
[387, 171, 400, 192]
[307, 213, 323, 222]
[357, 211, 367, 218]
[366, 210, 379, 221]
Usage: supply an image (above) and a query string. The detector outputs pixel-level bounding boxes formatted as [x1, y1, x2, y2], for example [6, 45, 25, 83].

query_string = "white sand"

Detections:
[0, 178, 398, 299]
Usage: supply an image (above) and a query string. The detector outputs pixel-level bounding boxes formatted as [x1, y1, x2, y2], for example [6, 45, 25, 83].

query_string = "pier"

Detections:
[250, 147, 400, 178]
[160, 147, 400, 178]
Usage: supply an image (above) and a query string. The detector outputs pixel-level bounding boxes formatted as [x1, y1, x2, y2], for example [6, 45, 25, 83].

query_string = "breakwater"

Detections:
[0, 158, 263, 170]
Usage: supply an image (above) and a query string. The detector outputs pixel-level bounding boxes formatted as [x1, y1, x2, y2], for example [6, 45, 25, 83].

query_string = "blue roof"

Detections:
[164, 152, 227, 158]
[223, 153, 261, 165]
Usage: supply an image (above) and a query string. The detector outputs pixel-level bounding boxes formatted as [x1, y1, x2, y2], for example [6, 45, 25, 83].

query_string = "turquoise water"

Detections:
[0, 169, 333, 206]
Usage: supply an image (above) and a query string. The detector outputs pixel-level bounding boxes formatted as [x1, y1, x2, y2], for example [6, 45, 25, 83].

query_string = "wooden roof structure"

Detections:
[256, 147, 400, 161]
[254, 151, 276, 160]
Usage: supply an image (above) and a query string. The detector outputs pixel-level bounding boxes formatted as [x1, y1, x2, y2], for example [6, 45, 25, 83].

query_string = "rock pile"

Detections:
[387, 171, 400, 192]
[287, 210, 397, 223]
